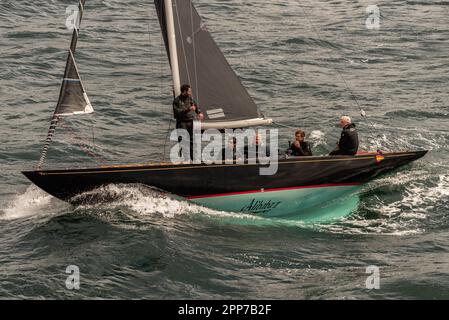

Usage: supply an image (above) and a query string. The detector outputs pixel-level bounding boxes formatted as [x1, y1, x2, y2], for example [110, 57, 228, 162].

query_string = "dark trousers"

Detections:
[329, 149, 356, 156]
[329, 149, 342, 156]
[176, 120, 194, 161]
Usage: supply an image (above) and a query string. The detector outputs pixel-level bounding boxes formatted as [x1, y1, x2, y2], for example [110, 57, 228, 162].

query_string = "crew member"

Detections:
[173, 84, 204, 161]
[329, 116, 359, 156]
[286, 130, 312, 156]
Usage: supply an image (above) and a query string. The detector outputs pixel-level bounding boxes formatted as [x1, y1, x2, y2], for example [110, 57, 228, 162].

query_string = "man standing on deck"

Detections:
[329, 116, 359, 156]
[173, 84, 204, 161]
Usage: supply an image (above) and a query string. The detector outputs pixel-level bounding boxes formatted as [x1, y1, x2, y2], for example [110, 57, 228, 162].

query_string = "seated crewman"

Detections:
[329, 116, 359, 156]
[286, 130, 312, 156]
[244, 133, 270, 160]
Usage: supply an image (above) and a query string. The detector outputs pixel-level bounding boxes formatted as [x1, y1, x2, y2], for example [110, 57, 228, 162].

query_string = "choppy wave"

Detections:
[318, 167, 449, 235]
[49, 175, 445, 236]
[5, 161, 444, 236]
[0, 185, 67, 221]
[72, 184, 264, 223]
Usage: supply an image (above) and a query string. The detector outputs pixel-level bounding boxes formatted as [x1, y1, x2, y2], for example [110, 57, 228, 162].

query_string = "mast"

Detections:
[154, 0, 273, 129]
[164, 0, 181, 97]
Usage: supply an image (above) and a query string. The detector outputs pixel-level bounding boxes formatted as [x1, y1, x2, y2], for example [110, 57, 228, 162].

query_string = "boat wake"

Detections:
[69, 184, 358, 228]
[7, 164, 447, 235]
[0, 185, 68, 221]
[362, 123, 448, 153]
[71, 184, 262, 222]
[318, 168, 449, 235]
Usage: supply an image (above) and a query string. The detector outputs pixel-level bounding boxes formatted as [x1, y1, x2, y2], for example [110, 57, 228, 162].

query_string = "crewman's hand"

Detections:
[198, 112, 205, 121]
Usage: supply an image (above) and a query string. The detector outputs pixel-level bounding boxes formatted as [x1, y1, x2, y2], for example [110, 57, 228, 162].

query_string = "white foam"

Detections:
[436, 174, 449, 197]
[370, 169, 428, 190]
[309, 130, 327, 147]
[339, 171, 448, 235]
[0, 185, 65, 220]
[380, 172, 449, 216]
[362, 133, 390, 152]
[75, 184, 261, 221]
[73, 172, 448, 233]
[362, 123, 448, 152]
[318, 220, 424, 236]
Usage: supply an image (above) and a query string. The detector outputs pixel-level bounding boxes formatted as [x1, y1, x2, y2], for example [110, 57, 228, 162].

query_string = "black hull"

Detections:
[22, 151, 427, 205]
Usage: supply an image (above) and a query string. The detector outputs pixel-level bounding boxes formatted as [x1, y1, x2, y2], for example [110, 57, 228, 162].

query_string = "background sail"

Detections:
[155, 0, 270, 127]
[54, 0, 93, 116]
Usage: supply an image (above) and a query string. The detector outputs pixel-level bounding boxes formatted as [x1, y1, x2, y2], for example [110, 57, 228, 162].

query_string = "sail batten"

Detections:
[155, 0, 271, 129]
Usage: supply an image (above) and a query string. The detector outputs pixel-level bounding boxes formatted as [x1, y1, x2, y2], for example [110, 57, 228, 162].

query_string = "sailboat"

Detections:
[23, 0, 427, 221]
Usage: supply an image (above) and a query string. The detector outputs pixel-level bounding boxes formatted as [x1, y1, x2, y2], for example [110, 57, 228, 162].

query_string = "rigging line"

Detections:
[272, 121, 301, 130]
[299, 1, 433, 73]
[150, 1, 168, 161]
[90, 114, 95, 147]
[162, 119, 173, 162]
[37, 115, 60, 170]
[148, 0, 161, 153]
[160, 16, 164, 103]
[189, 0, 200, 108]
[174, 1, 192, 86]
[147, 0, 153, 85]
[60, 120, 107, 165]
[157, 1, 173, 162]
[297, 1, 377, 130]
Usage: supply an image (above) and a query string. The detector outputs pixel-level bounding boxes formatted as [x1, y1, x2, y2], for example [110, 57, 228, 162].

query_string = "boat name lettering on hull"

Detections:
[240, 198, 282, 214]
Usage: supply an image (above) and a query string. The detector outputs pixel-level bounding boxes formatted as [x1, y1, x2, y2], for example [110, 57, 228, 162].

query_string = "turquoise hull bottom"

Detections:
[189, 185, 361, 223]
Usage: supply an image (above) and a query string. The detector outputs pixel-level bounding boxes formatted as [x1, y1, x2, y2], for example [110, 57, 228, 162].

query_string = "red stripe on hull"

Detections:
[187, 183, 361, 200]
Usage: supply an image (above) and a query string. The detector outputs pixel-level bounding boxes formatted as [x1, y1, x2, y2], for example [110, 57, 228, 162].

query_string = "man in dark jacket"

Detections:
[173, 84, 204, 161]
[329, 116, 359, 156]
[221, 137, 245, 163]
[286, 130, 313, 157]
[244, 133, 271, 160]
